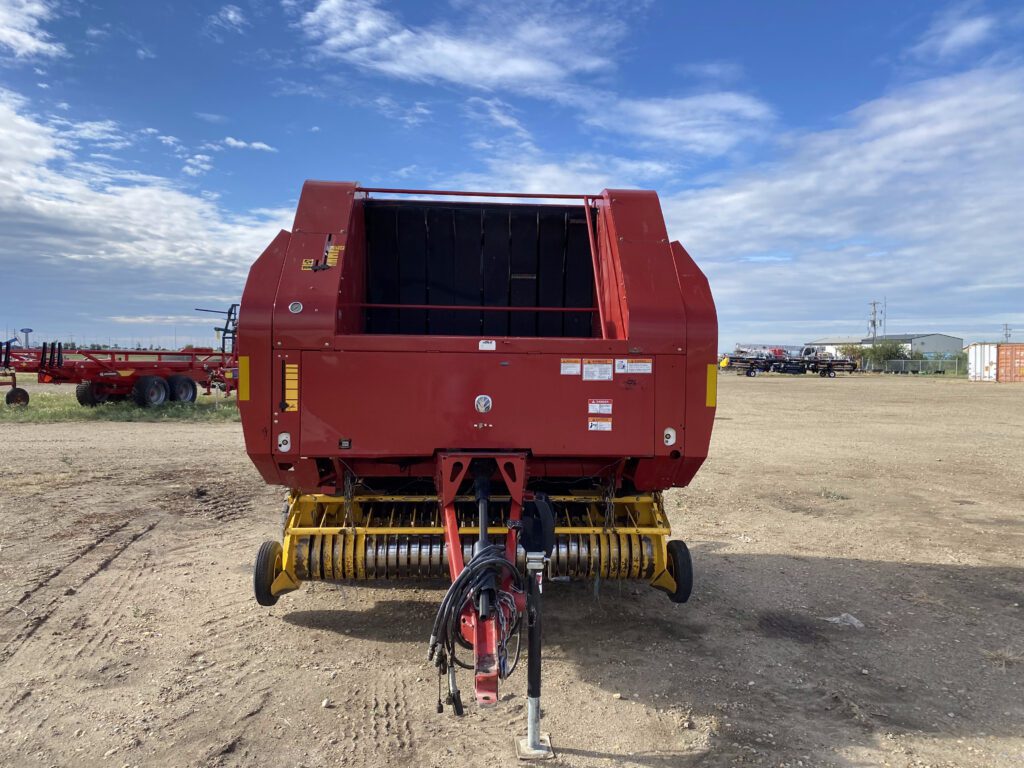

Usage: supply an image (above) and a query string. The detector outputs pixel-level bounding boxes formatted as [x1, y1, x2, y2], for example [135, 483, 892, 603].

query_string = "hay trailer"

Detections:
[239, 181, 718, 756]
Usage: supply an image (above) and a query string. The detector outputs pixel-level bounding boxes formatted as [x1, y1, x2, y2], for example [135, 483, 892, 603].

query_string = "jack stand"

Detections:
[516, 552, 554, 760]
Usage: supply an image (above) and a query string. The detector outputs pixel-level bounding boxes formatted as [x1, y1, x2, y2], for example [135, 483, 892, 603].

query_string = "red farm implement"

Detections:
[240, 181, 718, 755]
[3, 305, 238, 408]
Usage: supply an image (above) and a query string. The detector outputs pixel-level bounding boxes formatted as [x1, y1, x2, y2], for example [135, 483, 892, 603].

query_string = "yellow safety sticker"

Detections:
[706, 363, 717, 407]
[326, 245, 343, 266]
[300, 258, 316, 271]
[238, 356, 250, 401]
[284, 362, 299, 410]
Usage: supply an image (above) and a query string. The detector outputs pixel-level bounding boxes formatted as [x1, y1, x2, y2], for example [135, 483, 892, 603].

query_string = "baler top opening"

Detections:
[360, 190, 600, 339]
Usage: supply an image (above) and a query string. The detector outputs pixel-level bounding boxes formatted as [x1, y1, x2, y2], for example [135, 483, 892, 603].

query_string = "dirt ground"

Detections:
[0, 374, 1021, 768]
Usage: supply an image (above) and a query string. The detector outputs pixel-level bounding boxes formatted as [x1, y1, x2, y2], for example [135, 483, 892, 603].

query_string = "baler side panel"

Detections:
[602, 191, 687, 349]
[238, 229, 291, 485]
[670, 241, 718, 487]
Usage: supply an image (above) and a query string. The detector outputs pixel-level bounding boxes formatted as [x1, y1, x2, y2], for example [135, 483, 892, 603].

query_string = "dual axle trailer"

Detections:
[725, 353, 857, 378]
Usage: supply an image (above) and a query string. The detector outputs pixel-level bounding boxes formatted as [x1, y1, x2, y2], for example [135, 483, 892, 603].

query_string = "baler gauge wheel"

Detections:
[666, 540, 693, 604]
[254, 540, 283, 607]
[167, 375, 198, 403]
[5, 387, 29, 407]
[131, 375, 169, 407]
[827, 370, 836, 378]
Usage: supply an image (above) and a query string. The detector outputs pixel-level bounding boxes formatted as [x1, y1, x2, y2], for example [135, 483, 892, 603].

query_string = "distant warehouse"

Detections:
[807, 333, 964, 357]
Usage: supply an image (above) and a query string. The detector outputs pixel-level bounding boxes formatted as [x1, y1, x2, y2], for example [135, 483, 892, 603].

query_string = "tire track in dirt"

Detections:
[0, 519, 157, 669]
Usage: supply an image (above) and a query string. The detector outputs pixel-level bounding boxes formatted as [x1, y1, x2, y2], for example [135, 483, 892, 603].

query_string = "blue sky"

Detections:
[1, 0, 1021, 350]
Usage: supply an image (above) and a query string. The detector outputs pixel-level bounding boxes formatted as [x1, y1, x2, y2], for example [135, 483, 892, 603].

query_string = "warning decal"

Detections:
[615, 358, 653, 374]
[582, 358, 614, 381]
[588, 398, 613, 415]
[588, 417, 613, 432]
[560, 358, 582, 375]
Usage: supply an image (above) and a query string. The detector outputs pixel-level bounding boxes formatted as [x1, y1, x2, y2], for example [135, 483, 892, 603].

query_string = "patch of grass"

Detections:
[982, 647, 1023, 669]
[0, 390, 239, 423]
[819, 487, 849, 501]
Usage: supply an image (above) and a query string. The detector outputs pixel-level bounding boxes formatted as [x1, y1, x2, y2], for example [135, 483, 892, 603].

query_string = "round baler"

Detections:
[239, 182, 717, 754]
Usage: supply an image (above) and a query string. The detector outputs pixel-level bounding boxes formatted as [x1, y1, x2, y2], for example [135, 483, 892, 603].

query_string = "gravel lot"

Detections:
[0, 374, 1021, 767]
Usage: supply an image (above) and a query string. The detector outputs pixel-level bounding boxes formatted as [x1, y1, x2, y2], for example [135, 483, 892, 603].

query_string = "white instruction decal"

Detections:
[582, 358, 613, 381]
[588, 417, 613, 432]
[615, 358, 653, 374]
[588, 398, 613, 415]
[560, 358, 582, 375]
[478, 339, 496, 351]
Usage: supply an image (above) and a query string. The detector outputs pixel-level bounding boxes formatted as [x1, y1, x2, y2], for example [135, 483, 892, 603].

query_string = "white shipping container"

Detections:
[968, 343, 998, 381]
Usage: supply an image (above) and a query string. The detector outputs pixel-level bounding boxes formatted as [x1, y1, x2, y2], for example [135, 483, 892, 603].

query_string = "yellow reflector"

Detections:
[238, 355, 250, 401]
[706, 363, 717, 407]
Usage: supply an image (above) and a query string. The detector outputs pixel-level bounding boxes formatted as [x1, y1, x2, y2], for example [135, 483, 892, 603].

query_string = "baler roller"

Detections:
[291, 531, 657, 582]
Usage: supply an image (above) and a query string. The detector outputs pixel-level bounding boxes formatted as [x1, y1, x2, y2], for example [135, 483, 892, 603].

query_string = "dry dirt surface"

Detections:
[0, 375, 1021, 768]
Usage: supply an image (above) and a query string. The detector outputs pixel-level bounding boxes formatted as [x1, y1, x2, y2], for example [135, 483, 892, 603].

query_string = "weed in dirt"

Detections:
[983, 647, 1023, 669]
[820, 487, 849, 501]
[0, 390, 239, 423]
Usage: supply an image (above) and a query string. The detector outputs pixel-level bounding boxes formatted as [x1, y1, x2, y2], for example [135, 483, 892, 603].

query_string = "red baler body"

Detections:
[238, 182, 717, 492]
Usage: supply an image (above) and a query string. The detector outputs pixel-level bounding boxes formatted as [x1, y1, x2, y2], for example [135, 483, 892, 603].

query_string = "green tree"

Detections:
[862, 340, 908, 365]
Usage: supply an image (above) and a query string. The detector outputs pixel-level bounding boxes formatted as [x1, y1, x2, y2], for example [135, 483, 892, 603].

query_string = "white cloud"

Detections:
[222, 136, 278, 151]
[909, 4, 996, 61]
[136, 46, 155, 60]
[584, 92, 773, 155]
[678, 60, 745, 82]
[465, 97, 531, 141]
[182, 153, 214, 176]
[195, 111, 228, 124]
[204, 4, 249, 41]
[661, 65, 1024, 346]
[372, 95, 431, 127]
[0, 0, 65, 58]
[289, 0, 622, 90]
[0, 87, 291, 336]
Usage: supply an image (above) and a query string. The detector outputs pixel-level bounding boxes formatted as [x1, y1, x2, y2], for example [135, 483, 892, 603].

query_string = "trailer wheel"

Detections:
[167, 375, 198, 403]
[5, 387, 29, 407]
[745, 368, 757, 377]
[75, 381, 109, 407]
[827, 370, 836, 378]
[254, 540, 282, 606]
[131, 376, 169, 407]
[666, 540, 693, 604]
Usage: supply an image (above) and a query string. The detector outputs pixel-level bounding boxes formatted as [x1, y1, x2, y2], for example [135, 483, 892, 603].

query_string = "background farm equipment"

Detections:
[3, 306, 238, 407]
[239, 181, 717, 754]
[723, 344, 857, 378]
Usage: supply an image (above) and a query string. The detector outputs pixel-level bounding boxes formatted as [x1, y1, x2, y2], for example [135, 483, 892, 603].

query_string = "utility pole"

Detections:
[1003, 323, 1013, 342]
[868, 300, 882, 347]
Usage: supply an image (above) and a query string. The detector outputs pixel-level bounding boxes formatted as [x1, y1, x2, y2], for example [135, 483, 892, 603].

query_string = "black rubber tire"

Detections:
[819, 370, 827, 377]
[167, 374, 198, 403]
[666, 540, 694, 604]
[131, 376, 169, 407]
[745, 368, 756, 377]
[828, 370, 836, 378]
[5, 387, 29, 407]
[75, 381, 109, 407]
[254, 540, 282, 607]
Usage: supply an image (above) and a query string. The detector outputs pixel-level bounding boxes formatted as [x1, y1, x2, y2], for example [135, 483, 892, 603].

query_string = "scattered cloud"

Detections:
[584, 92, 773, 154]
[288, 0, 624, 91]
[195, 111, 228, 124]
[0, 0, 65, 58]
[204, 5, 249, 42]
[661, 65, 1024, 345]
[372, 95, 431, 127]
[182, 153, 214, 176]
[222, 136, 277, 151]
[108, 314, 217, 325]
[465, 97, 531, 142]
[678, 60, 745, 82]
[908, 4, 996, 61]
[0, 86, 290, 336]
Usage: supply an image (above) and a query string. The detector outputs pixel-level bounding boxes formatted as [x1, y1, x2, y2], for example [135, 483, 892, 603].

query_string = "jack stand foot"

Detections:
[515, 733, 553, 760]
